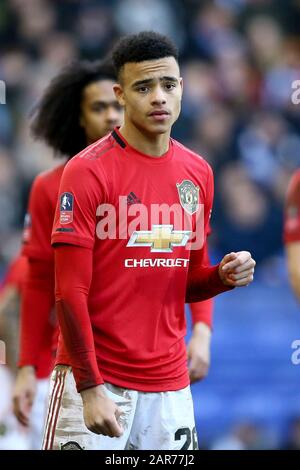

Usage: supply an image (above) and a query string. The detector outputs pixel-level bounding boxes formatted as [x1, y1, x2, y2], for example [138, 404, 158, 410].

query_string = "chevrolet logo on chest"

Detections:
[127, 225, 191, 253]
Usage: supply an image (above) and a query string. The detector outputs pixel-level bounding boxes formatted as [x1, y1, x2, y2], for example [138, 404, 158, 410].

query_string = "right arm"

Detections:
[54, 244, 122, 437]
[54, 244, 100, 391]
[51, 158, 123, 437]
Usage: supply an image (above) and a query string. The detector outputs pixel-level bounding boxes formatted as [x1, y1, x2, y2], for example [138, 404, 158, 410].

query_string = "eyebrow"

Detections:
[132, 76, 179, 87]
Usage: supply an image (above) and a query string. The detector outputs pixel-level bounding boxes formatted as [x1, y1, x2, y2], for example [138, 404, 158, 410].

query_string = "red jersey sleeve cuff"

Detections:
[190, 299, 213, 329]
[186, 264, 234, 303]
[70, 351, 104, 393]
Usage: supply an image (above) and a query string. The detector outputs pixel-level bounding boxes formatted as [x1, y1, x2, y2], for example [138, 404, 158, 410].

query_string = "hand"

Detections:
[187, 322, 211, 383]
[12, 366, 37, 426]
[81, 385, 123, 438]
[219, 251, 256, 287]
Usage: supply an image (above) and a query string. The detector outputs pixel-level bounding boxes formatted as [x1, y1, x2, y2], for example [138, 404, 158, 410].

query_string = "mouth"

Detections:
[148, 110, 170, 121]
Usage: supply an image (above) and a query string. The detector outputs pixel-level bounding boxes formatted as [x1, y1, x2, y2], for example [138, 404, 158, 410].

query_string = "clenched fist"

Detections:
[81, 385, 123, 437]
[219, 251, 256, 287]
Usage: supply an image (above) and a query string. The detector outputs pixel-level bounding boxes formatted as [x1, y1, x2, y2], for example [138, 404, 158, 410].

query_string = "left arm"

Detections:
[186, 164, 255, 302]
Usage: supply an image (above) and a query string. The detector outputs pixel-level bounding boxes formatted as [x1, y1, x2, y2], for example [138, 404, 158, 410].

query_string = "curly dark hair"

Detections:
[30, 59, 117, 157]
[112, 31, 178, 80]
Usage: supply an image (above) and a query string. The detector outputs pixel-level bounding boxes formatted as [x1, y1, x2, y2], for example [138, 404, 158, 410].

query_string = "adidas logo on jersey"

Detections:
[127, 192, 141, 205]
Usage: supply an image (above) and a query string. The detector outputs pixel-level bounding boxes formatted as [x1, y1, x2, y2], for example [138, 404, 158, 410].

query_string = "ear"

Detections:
[113, 83, 125, 107]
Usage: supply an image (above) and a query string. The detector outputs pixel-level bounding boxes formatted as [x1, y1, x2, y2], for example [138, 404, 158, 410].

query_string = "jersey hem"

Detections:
[51, 234, 94, 249]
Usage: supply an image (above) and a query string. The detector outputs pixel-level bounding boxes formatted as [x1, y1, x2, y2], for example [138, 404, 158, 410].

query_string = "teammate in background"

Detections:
[284, 169, 300, 301]
[46, 31, 255, 450]
[12, 60, 124, 448]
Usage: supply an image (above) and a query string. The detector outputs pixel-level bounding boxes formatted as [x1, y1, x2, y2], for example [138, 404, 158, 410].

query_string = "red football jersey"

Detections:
[22, 164, 65, 261]
[18, 164, 65, 377]
[52, 128, 214, 391]
[284, 169, 300, 244]
[1, 255, 28, 294]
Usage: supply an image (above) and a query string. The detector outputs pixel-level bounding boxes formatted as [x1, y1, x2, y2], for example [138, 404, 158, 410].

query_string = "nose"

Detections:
[150, 85, 166, 106]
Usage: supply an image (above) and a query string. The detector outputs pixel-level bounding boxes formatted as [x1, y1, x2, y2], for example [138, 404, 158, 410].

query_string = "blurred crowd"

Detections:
[0, 0, 300, 270]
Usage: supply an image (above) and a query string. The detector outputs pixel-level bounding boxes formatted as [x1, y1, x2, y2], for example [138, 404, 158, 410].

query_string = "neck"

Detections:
[119, 119, 171, 157]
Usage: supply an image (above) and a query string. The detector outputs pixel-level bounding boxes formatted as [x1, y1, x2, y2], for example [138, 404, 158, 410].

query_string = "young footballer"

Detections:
[45, 32, 255, 450]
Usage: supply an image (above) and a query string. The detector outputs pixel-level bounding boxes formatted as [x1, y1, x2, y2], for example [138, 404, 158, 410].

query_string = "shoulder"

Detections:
[63, 134, 116, 176]
[69, 134, 115, 164]
[172, 139, 213, 176]
[33, 163, 65, 189]
[58, 137, 115, 200]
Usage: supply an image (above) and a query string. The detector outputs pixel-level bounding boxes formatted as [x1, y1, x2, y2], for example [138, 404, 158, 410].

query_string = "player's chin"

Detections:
[146, 121, 171, 134]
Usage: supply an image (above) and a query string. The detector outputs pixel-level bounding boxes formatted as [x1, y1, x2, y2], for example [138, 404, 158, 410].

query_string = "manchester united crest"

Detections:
[176, 180, 199, 215]
[61, 441, 84, 450]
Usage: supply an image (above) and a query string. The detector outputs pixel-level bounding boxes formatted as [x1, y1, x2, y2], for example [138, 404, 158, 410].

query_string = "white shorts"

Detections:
[42, 366, 198, 450]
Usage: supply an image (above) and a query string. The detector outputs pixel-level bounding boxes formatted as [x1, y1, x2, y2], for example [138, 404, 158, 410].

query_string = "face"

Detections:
[114, 57, 183, 136]
[80, 79, 124, 143]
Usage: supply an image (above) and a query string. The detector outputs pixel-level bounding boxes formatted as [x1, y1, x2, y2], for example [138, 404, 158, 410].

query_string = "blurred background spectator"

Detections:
[0, 0, 300, 449]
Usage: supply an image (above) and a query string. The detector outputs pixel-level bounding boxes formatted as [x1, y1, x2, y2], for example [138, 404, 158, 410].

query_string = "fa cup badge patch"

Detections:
[176, 180, 199, 215]
[60, 192, 74, 224]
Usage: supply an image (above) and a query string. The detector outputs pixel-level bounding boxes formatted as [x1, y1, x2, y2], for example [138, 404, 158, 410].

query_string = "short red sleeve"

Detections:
[22, 174, 54, 261]
[51, 157, 107, 249]
[284, 170, 300, 244]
